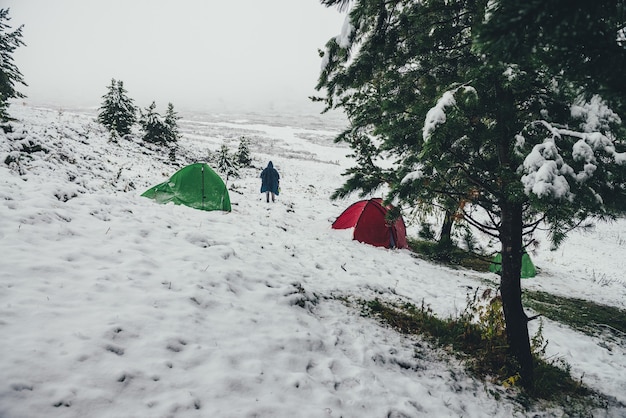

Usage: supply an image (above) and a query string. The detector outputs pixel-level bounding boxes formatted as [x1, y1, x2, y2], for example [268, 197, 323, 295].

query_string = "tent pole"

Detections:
[201, 164, 205, 209]
[222, 174, 228, 211]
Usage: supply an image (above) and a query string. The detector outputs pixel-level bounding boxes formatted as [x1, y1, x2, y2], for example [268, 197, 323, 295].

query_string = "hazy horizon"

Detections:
[4, 0, 346, 114]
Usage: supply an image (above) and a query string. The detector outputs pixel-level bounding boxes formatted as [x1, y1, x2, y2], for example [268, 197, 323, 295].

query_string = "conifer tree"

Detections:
[97, 79, 137, 136]
[236, 136, 252, 167]
[0, 8, 27, 123]
[139, 101, 180, 147]
[316, 0, 626, 389]
[139, 101, 168, 145]
[216, 143, 238, 179]
[164, 102, 180, 143]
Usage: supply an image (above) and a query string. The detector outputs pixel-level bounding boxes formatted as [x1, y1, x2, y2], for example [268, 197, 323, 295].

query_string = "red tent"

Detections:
[331, 198, 408, 249]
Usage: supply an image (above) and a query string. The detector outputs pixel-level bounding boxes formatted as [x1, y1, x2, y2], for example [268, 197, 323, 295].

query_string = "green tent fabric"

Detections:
[141, 163, 231, 212]
[489, 252, 537, 278]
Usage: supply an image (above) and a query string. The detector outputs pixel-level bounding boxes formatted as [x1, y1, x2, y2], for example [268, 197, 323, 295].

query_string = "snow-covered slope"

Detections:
[1, 105, 625, 418]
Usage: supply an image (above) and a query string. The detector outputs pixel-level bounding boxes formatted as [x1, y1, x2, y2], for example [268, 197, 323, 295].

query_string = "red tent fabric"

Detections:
[331, 198, 408, 249]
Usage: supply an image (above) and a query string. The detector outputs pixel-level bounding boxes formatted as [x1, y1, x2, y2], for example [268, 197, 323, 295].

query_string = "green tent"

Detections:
[489, 252, 537, 278]
[141, 163, 231, 212]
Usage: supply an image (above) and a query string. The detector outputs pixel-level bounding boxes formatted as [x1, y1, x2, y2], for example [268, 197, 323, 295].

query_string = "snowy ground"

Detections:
[1, 104, 625, 418]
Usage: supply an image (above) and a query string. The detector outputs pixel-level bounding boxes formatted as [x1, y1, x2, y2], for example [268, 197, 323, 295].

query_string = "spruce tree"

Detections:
[236, 136, 252, 167]
[97, 79, 137, 137]
[139, 101, 168, 145]
[316, 0, 626, 389]
[0, 8, 27, 123]
[216, 143, 238, 179]
[139, 101, 179, 146]
[164, 102, 180, 143]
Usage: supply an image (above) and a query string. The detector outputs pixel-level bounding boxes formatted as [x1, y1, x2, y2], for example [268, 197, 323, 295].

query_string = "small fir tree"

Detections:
[168, 144, 178, 163]
[236, 136, 252, 167]
[216, 142, 238, 179]
[0, 8, 27, 122]
[164, 102, 180, 143]
[139, 101, 166, 144]
[97, 79, 137, 137]
[139, 101, 178, 146]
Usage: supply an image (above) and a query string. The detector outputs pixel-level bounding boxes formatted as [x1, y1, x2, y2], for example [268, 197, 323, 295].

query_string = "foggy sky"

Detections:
[4, 0, 346, 114]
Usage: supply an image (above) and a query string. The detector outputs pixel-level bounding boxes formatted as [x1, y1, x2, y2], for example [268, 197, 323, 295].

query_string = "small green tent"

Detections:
[489, 252, 537, 278]
[142, 163, 231, 212]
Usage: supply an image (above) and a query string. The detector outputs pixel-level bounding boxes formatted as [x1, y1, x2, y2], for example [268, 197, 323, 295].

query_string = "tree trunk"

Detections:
[499, 202, 534, 389]
[439, 210, 454, 246]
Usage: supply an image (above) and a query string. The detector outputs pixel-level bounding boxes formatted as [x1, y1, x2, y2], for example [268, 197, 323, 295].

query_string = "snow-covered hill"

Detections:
[1, 104, 625, 417]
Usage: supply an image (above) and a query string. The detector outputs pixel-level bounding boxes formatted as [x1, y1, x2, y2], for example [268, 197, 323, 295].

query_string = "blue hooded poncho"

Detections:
[260, 161, 280, 195]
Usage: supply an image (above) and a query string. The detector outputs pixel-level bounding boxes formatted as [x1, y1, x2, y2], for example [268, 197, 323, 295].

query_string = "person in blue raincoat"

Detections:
[260, 161, 280, 203]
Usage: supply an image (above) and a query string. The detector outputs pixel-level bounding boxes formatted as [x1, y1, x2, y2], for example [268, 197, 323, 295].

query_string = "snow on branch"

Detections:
[423, 86, 476, 141]
[400, 165, 424, 185]
[520, 132, 575, 201]
[337, 12, 355, 49]
[571, 95, 621, 133]
[519, 118, 626, 201]
[320, 6, 355, 72]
